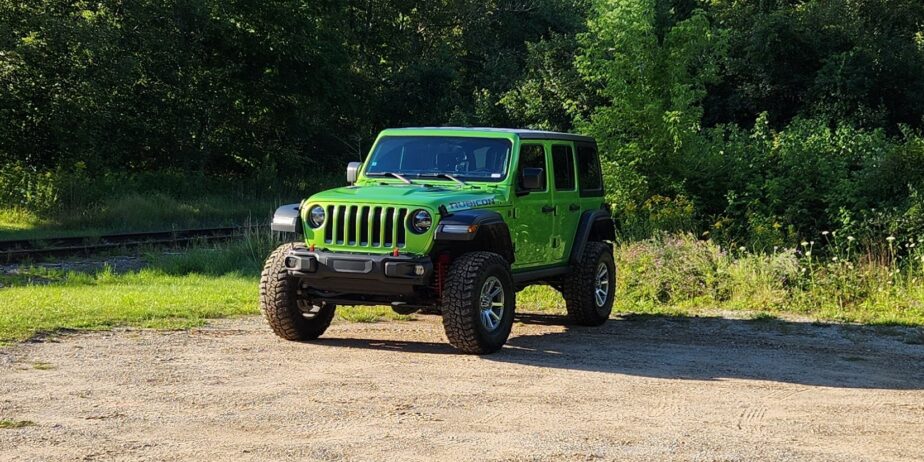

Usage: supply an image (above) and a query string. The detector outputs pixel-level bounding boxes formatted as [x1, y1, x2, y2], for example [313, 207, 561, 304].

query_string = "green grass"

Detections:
[0, 208, 47, 233]
[0, 269, 258, 343]
[0, 267, 416, 343]
[1, 232, 922, 344]
[0, 232, 416, 343]
[0, 419, 36, 429]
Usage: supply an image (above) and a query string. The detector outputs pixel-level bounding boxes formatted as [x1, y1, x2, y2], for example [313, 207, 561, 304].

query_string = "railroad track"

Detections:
[0, 226, 263, 263]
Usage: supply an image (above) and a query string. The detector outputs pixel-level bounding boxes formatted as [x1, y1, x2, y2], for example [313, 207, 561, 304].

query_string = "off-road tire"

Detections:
[441, 252, 515, 354]
[562, 241, 615, 326]
[260, 242, 336, 341]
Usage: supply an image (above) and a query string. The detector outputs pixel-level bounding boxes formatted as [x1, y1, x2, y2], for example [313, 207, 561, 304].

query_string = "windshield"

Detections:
[364, 136, 511, 182]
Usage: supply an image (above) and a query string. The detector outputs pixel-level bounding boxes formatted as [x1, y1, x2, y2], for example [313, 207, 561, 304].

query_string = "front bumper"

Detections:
[283, 248, 433, 296]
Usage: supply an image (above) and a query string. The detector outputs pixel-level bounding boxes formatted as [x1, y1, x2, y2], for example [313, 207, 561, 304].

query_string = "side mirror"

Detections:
[521, 167, 544, 191]
[346, 162, 361, 184]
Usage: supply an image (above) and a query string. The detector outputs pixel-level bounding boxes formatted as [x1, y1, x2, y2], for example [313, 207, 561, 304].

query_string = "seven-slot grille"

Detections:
[322, 205, 409, 248]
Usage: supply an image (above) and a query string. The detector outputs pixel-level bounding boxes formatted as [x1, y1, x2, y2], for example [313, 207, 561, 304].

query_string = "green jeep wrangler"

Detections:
[261, 127, 615, 354]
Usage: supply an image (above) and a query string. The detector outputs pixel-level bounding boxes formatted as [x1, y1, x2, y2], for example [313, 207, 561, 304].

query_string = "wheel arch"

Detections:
[569, 209, 615, 265]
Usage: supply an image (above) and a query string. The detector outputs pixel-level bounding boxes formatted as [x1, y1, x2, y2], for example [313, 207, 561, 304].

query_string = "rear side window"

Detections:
[576, 144, 603, 196]
[551, 145, 575, 191]
[518, 144, 547, 191]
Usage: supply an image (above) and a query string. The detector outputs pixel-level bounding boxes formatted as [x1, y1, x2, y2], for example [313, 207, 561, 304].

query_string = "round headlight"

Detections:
[308, 206, 325, 228]
[409, 209, 432, 233]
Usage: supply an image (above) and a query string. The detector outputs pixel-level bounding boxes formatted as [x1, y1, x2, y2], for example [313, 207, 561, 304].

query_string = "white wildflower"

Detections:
[847, 236, 855, 242]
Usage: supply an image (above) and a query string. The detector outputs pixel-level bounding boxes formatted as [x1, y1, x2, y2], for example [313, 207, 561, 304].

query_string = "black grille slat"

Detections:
[396, 208, 407, 247]
[371, 207, 382, 247]
[346, 206, 358, 245]
[335, 206, 345, 244]
[359, 206, 369, 245]
[383, 207, 394, 247]
[324, 205, 334, 243]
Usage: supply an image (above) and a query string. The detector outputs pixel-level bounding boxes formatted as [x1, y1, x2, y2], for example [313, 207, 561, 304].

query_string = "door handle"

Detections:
[569, 204, 580, 212]
[541, 205, 556, 214]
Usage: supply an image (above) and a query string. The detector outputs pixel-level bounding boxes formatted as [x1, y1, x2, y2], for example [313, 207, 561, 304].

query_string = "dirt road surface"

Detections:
[2, 313, 923, 461]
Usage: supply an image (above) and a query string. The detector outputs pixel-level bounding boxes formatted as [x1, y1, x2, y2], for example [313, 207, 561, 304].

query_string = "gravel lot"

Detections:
[1, 313, 923, 461]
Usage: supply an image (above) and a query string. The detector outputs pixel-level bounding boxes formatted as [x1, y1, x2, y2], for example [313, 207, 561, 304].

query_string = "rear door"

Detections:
[550, 143, 580, 262]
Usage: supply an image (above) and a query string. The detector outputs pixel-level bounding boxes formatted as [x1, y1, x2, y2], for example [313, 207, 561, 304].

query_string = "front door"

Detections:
[511, 143, 555, 268]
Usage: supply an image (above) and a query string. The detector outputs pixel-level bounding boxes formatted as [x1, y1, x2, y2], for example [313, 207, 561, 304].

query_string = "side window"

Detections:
[551, 145, 576, 191]
[517, 144, 547, 192]
[576, 144, 603, 196]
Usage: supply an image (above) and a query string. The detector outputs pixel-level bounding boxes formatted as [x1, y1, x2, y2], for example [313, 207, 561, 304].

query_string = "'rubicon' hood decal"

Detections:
[445, 197, 496, 211]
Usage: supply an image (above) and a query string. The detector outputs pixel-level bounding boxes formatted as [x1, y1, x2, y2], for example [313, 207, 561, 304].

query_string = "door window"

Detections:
[551, 145, 576, 191]
[518, 144, 547, 192]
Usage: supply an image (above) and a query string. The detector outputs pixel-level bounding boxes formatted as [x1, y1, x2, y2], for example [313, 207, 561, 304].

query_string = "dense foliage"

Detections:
[517, 0, 924, 248]
[2, 0, 924, 249]
[0, 0, 584, 174]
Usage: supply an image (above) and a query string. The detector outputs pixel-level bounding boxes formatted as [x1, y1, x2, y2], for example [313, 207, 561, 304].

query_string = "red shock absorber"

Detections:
[433, 253, 451, 299]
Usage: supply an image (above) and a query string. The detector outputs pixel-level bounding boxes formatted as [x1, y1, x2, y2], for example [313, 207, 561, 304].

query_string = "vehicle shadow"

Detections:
[315, 337, 457, 355]
[318, 312, 924, 390]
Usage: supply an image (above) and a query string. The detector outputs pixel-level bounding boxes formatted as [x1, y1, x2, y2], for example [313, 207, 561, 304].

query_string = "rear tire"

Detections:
[562, 241, 615, 326]
[441, 252, 515, 354]
[259, 242, 336, 341]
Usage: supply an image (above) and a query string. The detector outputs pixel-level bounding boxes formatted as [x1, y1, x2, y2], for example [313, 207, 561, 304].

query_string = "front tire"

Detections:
[259, 243, 336, 341]
[441, 252, 515, 354]
[562, 241, 615, 326]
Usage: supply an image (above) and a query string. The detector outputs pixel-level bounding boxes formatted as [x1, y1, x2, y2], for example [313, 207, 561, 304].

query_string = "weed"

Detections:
[337, 307, 414, 323]
[0, 420, 36, 429]
[749, 312, 779, 322]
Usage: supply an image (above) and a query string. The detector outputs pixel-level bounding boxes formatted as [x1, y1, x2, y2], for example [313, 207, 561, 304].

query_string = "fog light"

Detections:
[414, 264, 425, 276]
[284, 257, 297, 269]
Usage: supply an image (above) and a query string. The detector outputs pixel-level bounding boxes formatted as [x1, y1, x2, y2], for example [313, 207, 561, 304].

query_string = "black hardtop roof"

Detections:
[392, 127, 596, 143]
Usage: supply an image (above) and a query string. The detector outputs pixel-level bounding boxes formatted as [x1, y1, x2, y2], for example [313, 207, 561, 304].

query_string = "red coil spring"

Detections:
[433, 253, 451, 299]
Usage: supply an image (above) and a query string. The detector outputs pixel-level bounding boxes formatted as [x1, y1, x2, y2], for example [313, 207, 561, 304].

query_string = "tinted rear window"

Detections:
[576, 144, 603, 195]
[552, 145, 575, 191]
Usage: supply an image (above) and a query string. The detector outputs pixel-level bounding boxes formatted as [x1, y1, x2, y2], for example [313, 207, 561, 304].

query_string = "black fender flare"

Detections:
[569, 209, 615, 265]
[435, 209, 515, 263]
[271, 203, 302, 234]
[435, 209, 506, 241]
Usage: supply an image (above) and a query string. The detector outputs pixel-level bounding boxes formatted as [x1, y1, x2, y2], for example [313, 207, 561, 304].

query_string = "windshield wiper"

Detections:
[368, 172, 413, 184]
[420, 172, 467, 186]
